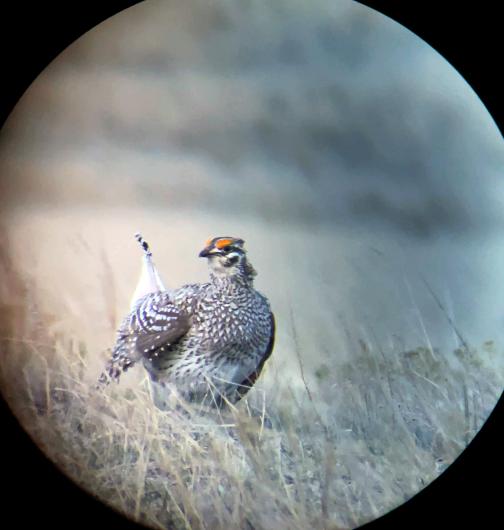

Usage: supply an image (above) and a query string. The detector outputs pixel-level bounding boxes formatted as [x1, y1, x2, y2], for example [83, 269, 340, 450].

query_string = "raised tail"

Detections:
[130, 232, 168, 310]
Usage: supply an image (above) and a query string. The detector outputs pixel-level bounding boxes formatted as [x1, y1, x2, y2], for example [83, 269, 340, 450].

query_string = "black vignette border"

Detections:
[0, 2, 502, 529]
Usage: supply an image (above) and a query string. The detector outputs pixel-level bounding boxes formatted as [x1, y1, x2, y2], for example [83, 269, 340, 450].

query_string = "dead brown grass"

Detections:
[0, 228, 501, 530]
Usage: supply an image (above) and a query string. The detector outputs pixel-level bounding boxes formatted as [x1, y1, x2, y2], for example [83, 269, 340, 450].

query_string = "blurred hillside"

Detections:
[0, 2, 503, 528]
[1, 0, 504, 364]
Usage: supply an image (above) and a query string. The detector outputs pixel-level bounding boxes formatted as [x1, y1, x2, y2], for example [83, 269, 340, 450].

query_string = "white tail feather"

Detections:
[130, 233, 169, 309]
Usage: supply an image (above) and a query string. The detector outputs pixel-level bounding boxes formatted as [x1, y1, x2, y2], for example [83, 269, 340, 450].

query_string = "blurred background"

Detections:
[0, 0, 503, 383]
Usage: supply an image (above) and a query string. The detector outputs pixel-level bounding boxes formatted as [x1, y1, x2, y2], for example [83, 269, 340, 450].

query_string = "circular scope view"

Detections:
[0, 1, 502, 529]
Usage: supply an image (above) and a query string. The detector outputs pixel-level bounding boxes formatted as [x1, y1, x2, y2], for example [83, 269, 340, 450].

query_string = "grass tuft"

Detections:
[0, 239, 501, 529]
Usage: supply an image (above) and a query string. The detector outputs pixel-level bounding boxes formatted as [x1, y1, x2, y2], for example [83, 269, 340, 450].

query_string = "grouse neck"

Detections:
[209, 270, 254, 291]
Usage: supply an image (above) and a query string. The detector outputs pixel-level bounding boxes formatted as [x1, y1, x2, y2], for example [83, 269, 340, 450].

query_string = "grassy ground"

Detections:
[0, 226, 501, 530]
[1, 1, 502, 526]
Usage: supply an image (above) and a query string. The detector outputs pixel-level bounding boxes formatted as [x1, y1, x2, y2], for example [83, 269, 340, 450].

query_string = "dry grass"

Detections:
[0, 231, 501, 530]
[1, 0, 502, 526]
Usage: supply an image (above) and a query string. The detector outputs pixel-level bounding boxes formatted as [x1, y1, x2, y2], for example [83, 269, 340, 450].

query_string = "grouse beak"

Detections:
[199, 246, 221, 258]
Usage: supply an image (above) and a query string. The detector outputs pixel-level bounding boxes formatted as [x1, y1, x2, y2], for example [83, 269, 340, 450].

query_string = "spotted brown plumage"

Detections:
[100, 236, 275, 408]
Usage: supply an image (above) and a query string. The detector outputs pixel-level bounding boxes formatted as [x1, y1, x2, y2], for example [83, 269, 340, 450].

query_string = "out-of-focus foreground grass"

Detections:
[0, 229, 501, 530]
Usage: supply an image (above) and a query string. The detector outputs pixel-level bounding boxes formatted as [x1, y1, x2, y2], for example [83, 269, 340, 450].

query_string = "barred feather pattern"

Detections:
[100, 270, 274, 406]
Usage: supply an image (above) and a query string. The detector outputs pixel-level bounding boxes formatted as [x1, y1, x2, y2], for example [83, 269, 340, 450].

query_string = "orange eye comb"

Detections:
[215, 238, 234, 249]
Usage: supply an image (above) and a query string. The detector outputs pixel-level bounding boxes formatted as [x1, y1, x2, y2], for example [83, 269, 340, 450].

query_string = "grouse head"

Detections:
[199, 236, 256, 282]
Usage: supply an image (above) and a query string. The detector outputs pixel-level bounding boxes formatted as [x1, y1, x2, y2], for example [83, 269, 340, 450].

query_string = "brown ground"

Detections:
[0, 206, 501, 529]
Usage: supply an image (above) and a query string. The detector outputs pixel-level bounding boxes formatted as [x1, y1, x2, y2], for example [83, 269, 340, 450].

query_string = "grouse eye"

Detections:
[221, 245, 231, 252]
